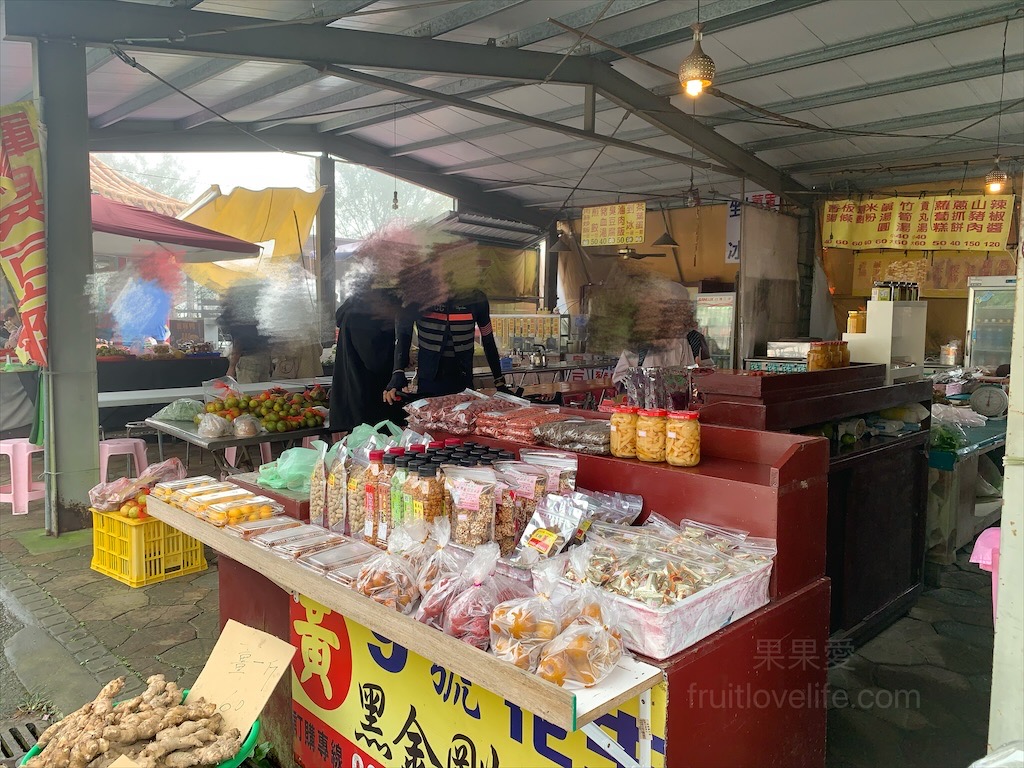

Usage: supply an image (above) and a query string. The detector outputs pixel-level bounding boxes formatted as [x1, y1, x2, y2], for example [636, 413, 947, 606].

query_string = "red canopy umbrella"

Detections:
[91, 195, 261, 263]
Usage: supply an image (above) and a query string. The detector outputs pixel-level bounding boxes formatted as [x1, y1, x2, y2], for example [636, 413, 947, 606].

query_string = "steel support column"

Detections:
[315, 154, 337, 347]
[34, 39, 99, 534]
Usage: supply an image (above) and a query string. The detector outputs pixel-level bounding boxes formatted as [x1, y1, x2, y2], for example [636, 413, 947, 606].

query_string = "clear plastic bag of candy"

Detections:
[489, 560, 564, 671]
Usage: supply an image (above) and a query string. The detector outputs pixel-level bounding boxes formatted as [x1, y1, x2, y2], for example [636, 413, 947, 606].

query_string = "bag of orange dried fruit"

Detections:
[490, 560, 564, 671]
[536, 583, 624, 688]
[354, 526, 420, 615]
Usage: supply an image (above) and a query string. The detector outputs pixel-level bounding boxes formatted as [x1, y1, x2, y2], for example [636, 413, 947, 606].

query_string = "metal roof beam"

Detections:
[484, 155, 689, 191]
[14, 46, 113, 102]
[440, 127, 663, 174]
[313, 64, 729, 174]
[785, 138, 1012, 176]
[494, 0, 661, 48]
[744, 101, 1017, 153]
[834, 162, 1022, 192]
[318, 0, 813, 135]
[175, 68, 321, 130]
[715, 2, 1023, 86]
[86, 121, 550, 226]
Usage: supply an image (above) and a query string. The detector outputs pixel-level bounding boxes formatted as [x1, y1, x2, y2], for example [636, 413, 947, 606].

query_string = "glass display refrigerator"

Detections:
[696, 293, 736, 369]
[965, 275, 1016, 370]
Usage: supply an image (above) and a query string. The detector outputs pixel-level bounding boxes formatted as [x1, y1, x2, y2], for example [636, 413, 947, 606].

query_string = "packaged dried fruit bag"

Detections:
[519, 449, 578, 495]
[353, 527, 420, 614]
[489, 560, 564, 671]
[536, 575, 624, 688]
[442, 542, 501, 649]
[493, 462, 548, 557]
[417, 518, 461, 595]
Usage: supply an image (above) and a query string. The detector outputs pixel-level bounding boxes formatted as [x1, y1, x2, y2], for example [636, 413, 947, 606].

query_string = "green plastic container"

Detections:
[20, 690, 260, 767]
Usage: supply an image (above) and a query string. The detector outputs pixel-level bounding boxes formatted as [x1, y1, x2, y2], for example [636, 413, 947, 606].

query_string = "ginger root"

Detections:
[25, 675, 246, 768]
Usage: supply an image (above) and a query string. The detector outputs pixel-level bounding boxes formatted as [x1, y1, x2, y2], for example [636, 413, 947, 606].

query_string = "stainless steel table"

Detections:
[144, 417, 331, 475]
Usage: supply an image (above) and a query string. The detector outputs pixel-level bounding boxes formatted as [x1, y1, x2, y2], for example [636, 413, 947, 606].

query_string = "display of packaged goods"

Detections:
[183, 487, 253, 514]
[298, 539, 380, 574]
[511, 494, 589, 563]
[518, 449, 577, 494]
[477, 407, 573, 444]
[665, 411, 700, 467]
[575, 490, 644, 525]
[345, 453, 369, 537]
[442, 543, 532, 650]
[441, 394, 527, 435]
[251, 524, 324, 549]
[416, 518, 461, 594]
[273, 531, 346, 560]
[226, 517, 303, 540]
[361, 450, 386, 545]
[404, 391, 481, 430]
[168, 481, 234, 506]
[532, 419, 611, 455]
[309, 443, 329, 528]
[443, 467, 498, 547]
[152, 476, 216, 500]
[493, 462, 548, 557]
[635, 409, 668, 462]
[610, 406, 638, 458]
[326, 450, 347, 533]
[325, 561, 365, 587]
[201, 496, 283, 526]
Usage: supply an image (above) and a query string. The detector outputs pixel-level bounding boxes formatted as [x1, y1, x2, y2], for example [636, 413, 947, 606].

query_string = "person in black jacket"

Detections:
[383, 289, 508, 403]
[330, 287, 406, 433]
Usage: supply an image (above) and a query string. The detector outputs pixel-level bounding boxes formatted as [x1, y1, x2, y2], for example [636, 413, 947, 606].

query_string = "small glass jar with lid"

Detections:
[610, 405, 639, 458]
[635, 408, 668, 462]
[839, 340, 851, 367]
[666, 411, 701, 467]
[806, 342, 829, 371]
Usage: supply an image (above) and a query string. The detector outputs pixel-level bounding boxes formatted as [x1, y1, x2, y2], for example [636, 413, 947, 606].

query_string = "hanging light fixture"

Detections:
[986, 18, 1010, 194]
[679, 2, 714, 97]
[391, 104, 400, 209]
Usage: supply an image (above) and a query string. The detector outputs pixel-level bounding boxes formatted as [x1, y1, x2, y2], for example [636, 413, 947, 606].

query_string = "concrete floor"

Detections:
[0, 438, 998, 766]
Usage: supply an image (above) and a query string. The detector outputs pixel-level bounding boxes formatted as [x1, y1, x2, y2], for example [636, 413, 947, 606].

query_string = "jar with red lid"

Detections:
[666, 411, 700, 467]
[610, 405, 639, 458]
[636, 408, 668, 462]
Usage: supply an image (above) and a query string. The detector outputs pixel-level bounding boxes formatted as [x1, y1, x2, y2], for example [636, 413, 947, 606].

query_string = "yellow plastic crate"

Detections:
[90, 508, 207, 588]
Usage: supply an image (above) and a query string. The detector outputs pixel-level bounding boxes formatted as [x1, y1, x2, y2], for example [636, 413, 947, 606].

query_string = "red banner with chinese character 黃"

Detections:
[822, 195, 1015, 253]
[0, 101, 47, 365]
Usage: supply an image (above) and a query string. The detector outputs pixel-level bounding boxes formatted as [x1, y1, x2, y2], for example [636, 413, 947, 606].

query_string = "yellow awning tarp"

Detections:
[181, 185, 325, 291]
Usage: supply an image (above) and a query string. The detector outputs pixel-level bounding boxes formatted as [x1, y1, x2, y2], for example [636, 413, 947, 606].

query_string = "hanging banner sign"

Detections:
[290, 594, 667, 768]
[0, 101, 48, 365]
[580, 202, 646, 247]
[822, 195, 1015, 252]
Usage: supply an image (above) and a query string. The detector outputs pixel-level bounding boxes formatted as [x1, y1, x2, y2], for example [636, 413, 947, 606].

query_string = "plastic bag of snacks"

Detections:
[489, 560, 564, 671]
[346, 451, 370, 537]
[532, 419, 611, 455]
[197, 413, 232, 438]
[443, 393, 527, 435]
[511, 494, 588, 564]
[493, 462, 548, 557]
[308, 440, 329, 528]
[151, 475, 215, 502]
[498, 409, 574, 444]
[417, 518, 461, 595]
[392, 518, 435, 576]
[443, 543, 531, 650]
[536, 583, 624, 688]
[519, 449, 578, 495]
[325, 446, 347, 533]
[443, 467, 498, 547]
[202, 375, 242, 404]
[151, 398, 205, 422]
[232, 413, 263, 438]
[353, 528, 420, 614]
[90, 458, 187, 511]
[404, 391, 479, 431]
[577, 490, 644, 525]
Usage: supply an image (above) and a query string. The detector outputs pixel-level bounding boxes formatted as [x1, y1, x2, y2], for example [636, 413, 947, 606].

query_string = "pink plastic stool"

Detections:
[224, 443, 272, 468]
[970, 527, 1001, 623]
[99, 438, 149, 481]
[0, 438, 45, 515]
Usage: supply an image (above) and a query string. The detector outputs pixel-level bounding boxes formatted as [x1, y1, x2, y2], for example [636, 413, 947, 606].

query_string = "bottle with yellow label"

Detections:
[636, 408, 668, 462]
[666, 410, 701, 467]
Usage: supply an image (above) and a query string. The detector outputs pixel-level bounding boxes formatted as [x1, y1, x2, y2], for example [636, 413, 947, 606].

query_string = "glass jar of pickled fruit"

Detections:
[610, 405, 638, 458]
[635, 408, 668, 463]
[666, 411, 700, 467]
[806, 342, 828, 371]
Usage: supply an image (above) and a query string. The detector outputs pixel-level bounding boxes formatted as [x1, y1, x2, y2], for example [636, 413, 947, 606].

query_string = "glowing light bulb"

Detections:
[685, 79, 704, 97]
[987, 179, 1004, 194]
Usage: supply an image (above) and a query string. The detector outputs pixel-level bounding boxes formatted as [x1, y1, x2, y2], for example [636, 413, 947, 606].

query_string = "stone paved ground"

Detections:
[0, 439, 999, 766]
[826, 549, 994, 768]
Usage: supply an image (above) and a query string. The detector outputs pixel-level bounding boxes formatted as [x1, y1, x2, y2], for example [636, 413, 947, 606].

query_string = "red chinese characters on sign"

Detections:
[290, 595, 353, 712]
[0, 102, 47, 365]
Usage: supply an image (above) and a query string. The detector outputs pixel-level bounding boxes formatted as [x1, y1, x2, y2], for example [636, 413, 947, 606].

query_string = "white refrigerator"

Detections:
[965, 275, 1016, 369]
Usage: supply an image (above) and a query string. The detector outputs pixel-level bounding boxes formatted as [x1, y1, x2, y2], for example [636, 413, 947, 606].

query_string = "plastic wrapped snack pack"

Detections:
[489, 560, 564, 671]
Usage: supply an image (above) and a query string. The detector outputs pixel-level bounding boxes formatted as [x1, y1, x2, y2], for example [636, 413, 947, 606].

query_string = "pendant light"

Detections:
[679, 1, 715, 97]
[986, 18, 1010, 194]
[391, 105, 400, 209]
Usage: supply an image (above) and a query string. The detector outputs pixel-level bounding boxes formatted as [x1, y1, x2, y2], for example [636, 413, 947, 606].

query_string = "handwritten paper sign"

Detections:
[188, 619, 296, 735]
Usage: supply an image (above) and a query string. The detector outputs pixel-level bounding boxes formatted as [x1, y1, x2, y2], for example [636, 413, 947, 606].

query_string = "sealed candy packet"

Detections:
[489, 560, 564, 671]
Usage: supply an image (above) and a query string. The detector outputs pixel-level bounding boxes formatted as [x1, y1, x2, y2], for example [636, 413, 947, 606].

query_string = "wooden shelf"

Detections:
[147, 498, 663, 732]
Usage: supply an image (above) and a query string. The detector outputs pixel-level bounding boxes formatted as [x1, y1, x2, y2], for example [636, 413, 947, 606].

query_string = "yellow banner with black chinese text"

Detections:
[823, 195, 1015, 252]
[581, 202, 646, 247]
[290, 595, 667, 768]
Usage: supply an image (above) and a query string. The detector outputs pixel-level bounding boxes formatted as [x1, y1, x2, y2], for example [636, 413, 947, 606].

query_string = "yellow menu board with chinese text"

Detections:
[580, 202, 646, 247]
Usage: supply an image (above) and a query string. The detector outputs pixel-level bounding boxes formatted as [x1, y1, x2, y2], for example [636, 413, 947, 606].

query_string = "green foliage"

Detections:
[244, 741, 278, 768]
[94, 153, 200, 202]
